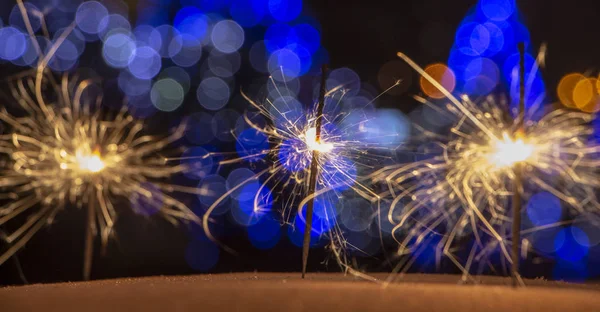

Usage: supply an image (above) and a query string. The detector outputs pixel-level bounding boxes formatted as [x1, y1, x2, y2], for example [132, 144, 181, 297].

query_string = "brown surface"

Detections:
[2, 273, 600, 311]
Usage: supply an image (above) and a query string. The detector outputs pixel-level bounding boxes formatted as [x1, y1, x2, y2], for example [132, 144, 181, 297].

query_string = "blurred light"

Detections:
[377, 60, 412, 96]
[0, 27, 27, 61]
[186, 112, 215, 145]
[249, 40, 269, 73]
[197, 77, 231, 110]
[481, 22, 505, 57]
[159, 66, 191, 93]
[129, 46, 162, 79]
[98, 14, 131, 42]
[557, 73, 587, 108]
[197, 174, 230, 214]
[339, 198, 372, 232]
[118, 71, 152, 97]
[264, 23, 291, 52]
[226, 168, 258, 200]
[231, 183, 273, 226]
[573, 77, 600, 113]
[455, 22, 490, 56]
[268, 0, 302, 22]
[462, 57, 499, 95]
[48, 39, 79, 71]
[289, 23, 320, 54]
[526, 192, 562, 227]
[133, 25, 162, 52]
[171, 34, 203, 67]
[102, 33, 136, 68]
[12, 35, 47, 66]
[150, 78, 185, 112]
[9, 2, 42, 33]
[532, 228, 562, 254]
[208, 50, 241, 78]
[229, 0, 267, 27]
[211, 20, 245, 53]
[420, 63, 456, 99]
[556, 227, 590, 262]
[235, 128, 269, 161]
[247, 215, 281, 249]
[153, 24, 181, 58]
[181, 146, 214, 180]
[174, 6, 209, 41]
[130, 183, 163, 216]
[180, 0, 228, 12]
[480, 0, 515, 21]
[327, 67, 360, 96]
[356, 109, 410, 146]
[211, 109, 240, 141]
[75, 1, 109, 35]
[185, 239, 220, 271]
[268, 48, 301, 81]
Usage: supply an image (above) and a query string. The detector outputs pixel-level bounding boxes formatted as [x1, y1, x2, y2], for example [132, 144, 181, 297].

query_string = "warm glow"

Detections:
[75, 150, 106, 173]
[304, 127, 334, 153]
[488, 132, 535, 168]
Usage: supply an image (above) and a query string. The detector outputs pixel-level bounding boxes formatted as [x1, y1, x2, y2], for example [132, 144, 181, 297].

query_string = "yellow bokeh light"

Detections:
[420, 63, 456, 99]
[573, 77, 594, 111]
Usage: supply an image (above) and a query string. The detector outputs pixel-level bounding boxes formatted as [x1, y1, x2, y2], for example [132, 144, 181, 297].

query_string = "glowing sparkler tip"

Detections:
[75, 150, 106, 173]
[489, 132, 535, 168]
[304, 127, 334, 153]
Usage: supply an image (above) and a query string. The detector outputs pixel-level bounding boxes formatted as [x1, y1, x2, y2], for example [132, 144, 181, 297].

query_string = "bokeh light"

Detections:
[420, 63, 456, 99]
[211, 20, 244, 54]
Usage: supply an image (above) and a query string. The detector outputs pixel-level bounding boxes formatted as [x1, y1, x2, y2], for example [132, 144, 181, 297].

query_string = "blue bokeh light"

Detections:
[555, 227, 590, 262]
[128, 46, 162, 79]
[0, 27, 27, 61]
[480, 0, 515, 21]
[268, 0, 302, 22]
[526, 192, 562, 227]
[197, 174, 230, 215]
[197, 77, 231, 111]
[235, 128, 269, 161]
[181, 146, 214, 180]
[174, 6, 209, 41]
[247, 215, 281, 249]
[75, 1, 109, 35]
[211, 20, 245, 53]
[229, 0, 267, 27]
[102, 33, 136, 68]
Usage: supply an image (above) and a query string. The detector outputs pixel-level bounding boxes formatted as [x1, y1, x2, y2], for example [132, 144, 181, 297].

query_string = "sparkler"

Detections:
[178, 68, 403, 276]
[0, 3, 201, 280]
[382, 50, 600, 283]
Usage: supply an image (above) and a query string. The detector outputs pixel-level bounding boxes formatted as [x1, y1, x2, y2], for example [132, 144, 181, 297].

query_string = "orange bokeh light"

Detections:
[557, 73, 586, 109]
[557, 73, 600, 113]
[419, 63, 456, 99]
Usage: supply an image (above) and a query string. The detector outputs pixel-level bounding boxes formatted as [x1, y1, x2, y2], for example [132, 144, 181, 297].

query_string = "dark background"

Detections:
[1, 0, 600, 285]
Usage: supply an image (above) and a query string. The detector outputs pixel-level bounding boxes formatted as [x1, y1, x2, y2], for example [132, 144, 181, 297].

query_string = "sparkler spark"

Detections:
[0, 3, 201, 279]
[380, 52, 600, 282]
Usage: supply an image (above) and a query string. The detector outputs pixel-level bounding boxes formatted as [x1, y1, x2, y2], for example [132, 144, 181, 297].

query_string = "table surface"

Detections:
[2, 273, 600, 311]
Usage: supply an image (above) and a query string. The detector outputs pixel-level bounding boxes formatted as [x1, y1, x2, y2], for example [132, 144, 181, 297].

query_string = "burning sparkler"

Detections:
[380, 51, 600, 283]
[0, 2, 201, 280]
[176, 68, 406, 277]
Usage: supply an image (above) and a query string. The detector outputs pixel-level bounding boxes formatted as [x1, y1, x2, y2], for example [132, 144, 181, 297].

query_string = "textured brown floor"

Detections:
[1, 273, 600, 311]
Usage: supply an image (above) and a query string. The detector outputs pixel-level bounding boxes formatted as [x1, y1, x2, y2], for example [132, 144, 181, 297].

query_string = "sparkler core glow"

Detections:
[488, 132, 535, 168]
[303, 127, 334, 153]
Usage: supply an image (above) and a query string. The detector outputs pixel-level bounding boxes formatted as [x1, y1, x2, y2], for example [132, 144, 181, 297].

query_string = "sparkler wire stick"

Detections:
[84, 197, 95, 281]
[302, 64, 328, 278]
[511, 42, 526, 287]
